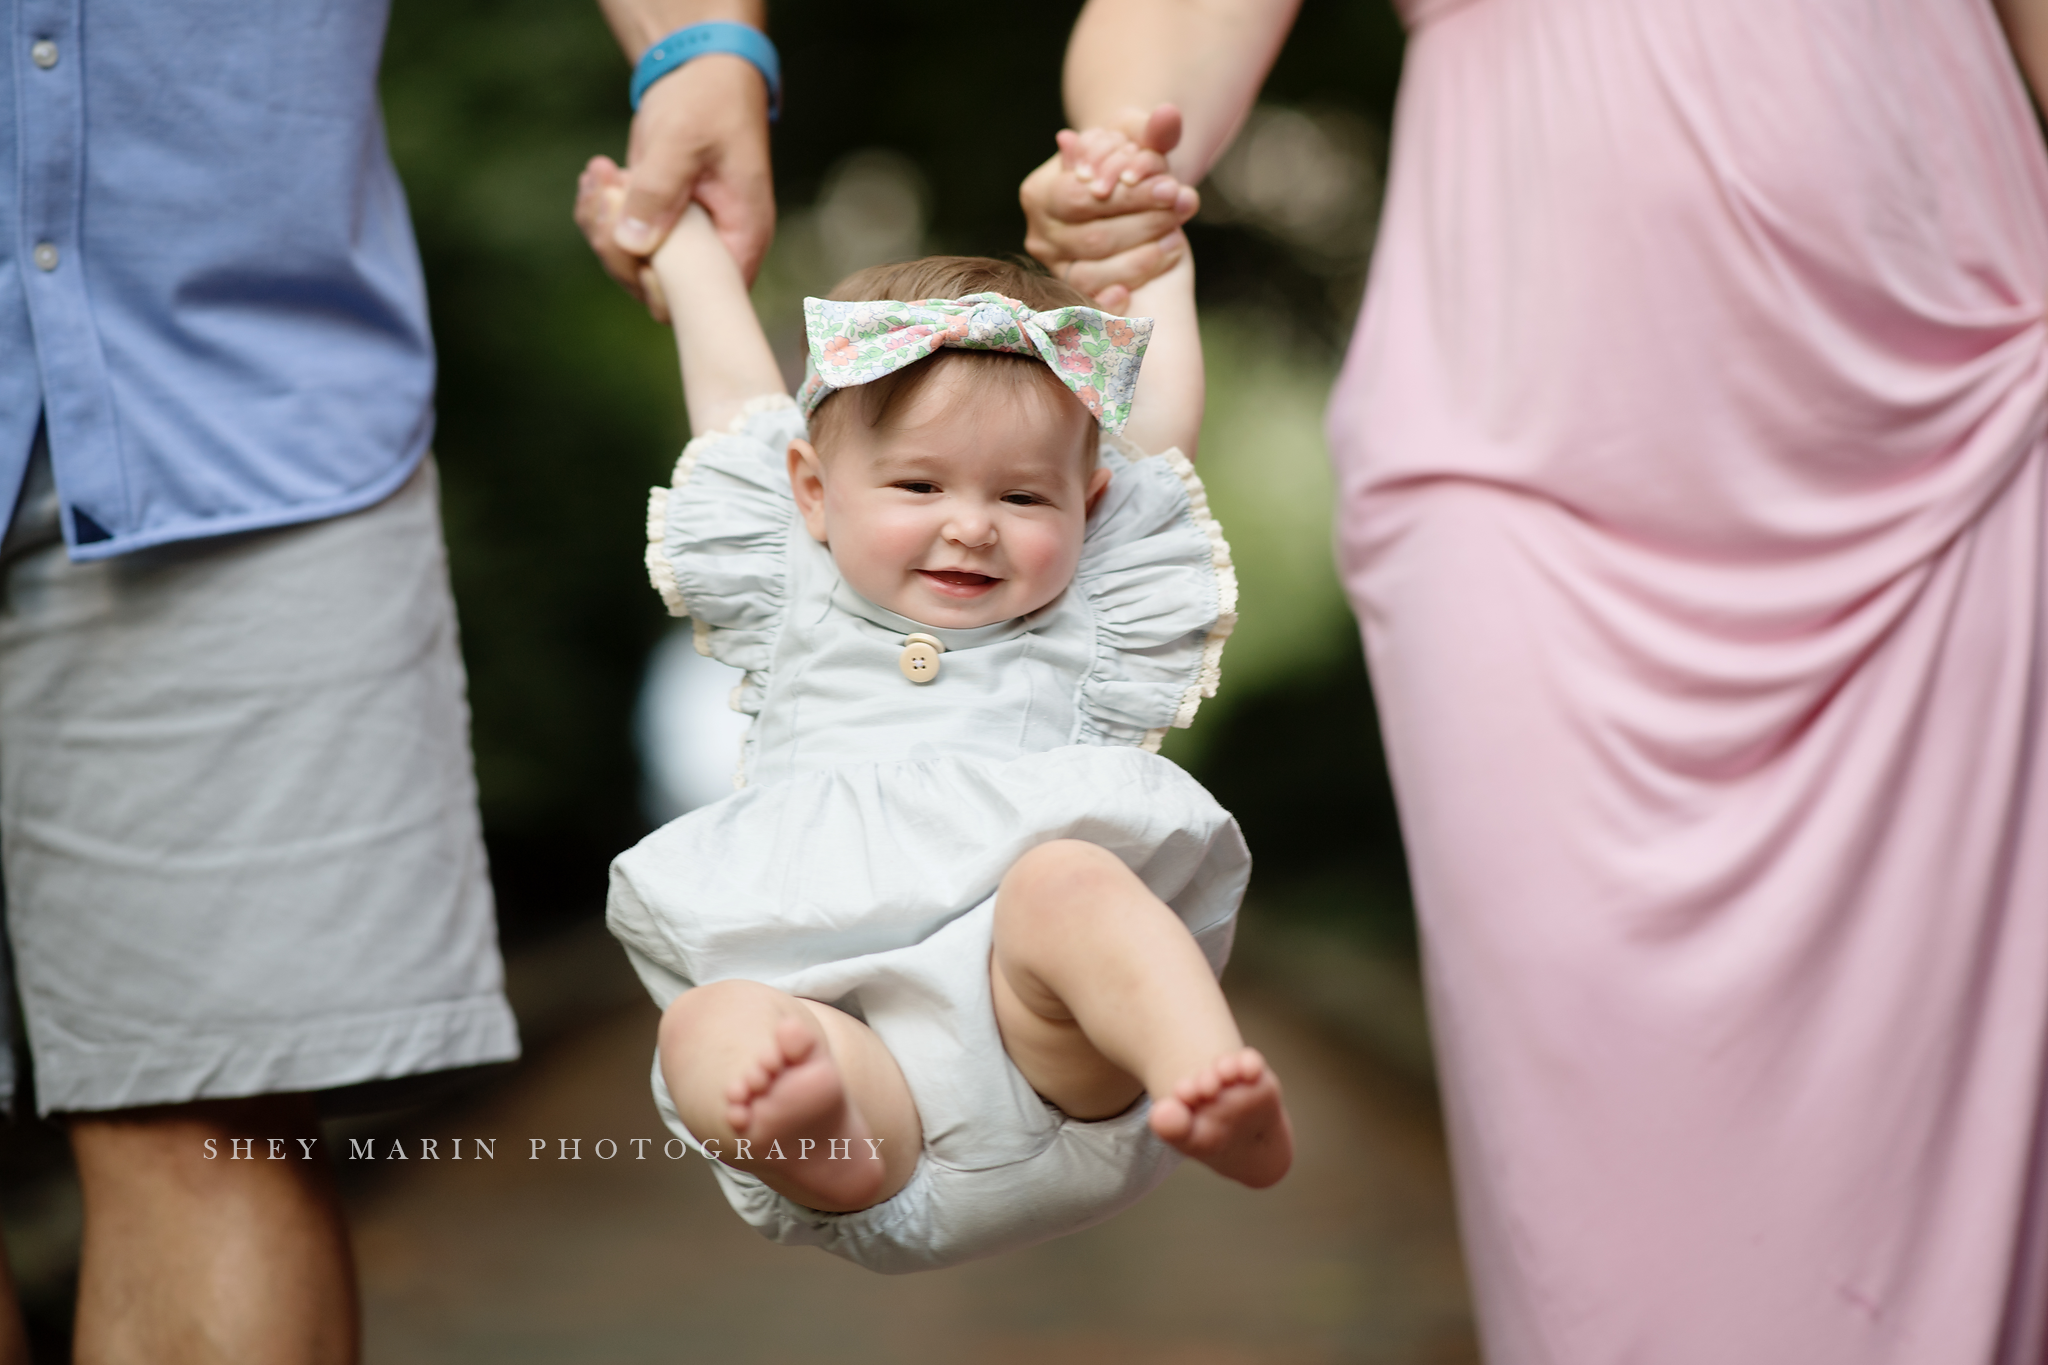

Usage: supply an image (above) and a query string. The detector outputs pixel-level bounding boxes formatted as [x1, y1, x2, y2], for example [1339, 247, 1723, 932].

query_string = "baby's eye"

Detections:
[1001, 491, 1049, 507]
[894, 481, 941, 495]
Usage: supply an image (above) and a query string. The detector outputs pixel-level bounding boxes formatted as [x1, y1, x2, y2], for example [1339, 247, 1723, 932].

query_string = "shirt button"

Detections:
[899, 634, 944, 684]
[32, 243, 59, 272]
[30, 40, 58, 69]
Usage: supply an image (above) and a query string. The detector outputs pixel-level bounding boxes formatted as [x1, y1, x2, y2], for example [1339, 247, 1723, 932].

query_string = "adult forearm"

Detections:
[1996, 0, 2048, 110]
[597, 0, 765, 59]
[1063, 0, 1300, 181]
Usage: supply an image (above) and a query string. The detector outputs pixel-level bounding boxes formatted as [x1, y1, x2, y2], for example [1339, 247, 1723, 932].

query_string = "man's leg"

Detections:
[0, 456, 510, 1359]
[0, 1242, 29, 1365]
[68, 1095, 355, 1365]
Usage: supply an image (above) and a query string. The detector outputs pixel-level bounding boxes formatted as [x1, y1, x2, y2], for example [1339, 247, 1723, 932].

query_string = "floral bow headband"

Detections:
[797, 292, 1153, 433]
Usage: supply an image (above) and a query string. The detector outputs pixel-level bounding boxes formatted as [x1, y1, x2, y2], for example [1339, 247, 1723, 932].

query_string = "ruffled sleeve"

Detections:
[1073, 434, 1238, 752]
[645, 395, 805, 708]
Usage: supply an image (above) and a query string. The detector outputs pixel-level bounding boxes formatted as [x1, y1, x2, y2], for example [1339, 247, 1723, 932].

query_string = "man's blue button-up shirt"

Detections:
[4, 0, 435, 559]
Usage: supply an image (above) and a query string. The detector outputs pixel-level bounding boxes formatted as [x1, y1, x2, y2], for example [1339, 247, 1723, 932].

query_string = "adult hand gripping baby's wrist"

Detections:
[1020, 149, 1197, 309]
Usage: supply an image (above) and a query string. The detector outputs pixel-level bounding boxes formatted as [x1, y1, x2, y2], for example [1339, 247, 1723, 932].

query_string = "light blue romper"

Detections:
[608, 395, 1248, 1272]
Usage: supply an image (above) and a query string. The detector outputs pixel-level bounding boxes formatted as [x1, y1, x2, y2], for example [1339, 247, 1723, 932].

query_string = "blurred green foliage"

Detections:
[381, 0, 1409, 946]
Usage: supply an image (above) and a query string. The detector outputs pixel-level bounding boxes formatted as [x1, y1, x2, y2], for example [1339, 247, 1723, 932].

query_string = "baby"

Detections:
[582, 156, 1291, 1272]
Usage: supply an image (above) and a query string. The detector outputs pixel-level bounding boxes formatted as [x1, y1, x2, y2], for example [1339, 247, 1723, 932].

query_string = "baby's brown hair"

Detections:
[806, 257, 1099, 460]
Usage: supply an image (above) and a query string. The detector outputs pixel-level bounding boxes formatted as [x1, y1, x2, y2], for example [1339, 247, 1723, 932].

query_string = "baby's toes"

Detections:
[1149, 1095, 1194, 1144]
[772, 1016, 816, 1067]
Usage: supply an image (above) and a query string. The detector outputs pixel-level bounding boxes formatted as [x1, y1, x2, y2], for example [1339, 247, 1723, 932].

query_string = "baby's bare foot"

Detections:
[1148, 1047, 1293, 1189]
[724, 1014, 887, 1211]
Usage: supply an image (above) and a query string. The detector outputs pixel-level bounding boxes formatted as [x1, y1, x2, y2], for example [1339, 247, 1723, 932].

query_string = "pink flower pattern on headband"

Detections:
[797, 292, 1153, 433]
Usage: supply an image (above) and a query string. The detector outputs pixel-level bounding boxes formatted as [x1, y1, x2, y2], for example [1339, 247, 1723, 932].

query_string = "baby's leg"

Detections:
[990, 840, 1294, 1188]
[660, 981, 921, 1212]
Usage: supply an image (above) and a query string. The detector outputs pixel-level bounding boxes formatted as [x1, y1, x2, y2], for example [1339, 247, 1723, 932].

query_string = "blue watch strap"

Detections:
[630, 21, 781, 121]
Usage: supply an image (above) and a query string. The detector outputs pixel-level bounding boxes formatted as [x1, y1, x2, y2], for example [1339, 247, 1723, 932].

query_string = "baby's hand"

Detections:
[1058, 106, 1184, 201]
[575, 156, 671, 322]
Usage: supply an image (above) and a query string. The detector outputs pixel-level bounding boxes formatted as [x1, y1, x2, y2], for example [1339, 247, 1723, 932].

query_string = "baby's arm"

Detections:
[1122, 235, 1203, 459]
[577, 159, 783, 435]
[1064, 127, 1204, 458]
[651, 205, 787, 435]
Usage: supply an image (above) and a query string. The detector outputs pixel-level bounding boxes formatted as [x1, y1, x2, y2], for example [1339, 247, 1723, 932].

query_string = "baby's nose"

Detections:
[945, 516, 997, 548]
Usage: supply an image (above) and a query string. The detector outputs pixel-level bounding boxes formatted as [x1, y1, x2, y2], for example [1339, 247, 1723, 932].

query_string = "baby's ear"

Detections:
[1084, 463, 1112, 514]
[787, 438, 831, 543]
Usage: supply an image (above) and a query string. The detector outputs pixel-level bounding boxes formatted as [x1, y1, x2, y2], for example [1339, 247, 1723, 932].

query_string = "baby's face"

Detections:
[789, 365, 1110, 629]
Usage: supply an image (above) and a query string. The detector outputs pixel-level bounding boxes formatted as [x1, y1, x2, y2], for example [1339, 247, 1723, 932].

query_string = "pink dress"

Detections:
[1328, 1, 2048, 1360]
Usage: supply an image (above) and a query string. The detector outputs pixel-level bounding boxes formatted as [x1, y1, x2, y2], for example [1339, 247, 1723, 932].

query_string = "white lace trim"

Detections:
[1144, 447, 1238, 753]
[646, 393, 800, 620]
[645, 486, 684, 616]
[733, 392, 801, 420]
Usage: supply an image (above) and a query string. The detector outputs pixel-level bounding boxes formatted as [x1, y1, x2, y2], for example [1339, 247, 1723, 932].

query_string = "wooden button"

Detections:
[899, 633, 944, 684]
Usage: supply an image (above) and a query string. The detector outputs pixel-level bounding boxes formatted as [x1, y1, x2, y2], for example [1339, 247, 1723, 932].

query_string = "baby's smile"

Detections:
[916, 568, 1003, 598]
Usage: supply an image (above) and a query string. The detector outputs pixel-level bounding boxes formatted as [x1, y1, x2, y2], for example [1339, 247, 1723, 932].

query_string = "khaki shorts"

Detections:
[0, 441, 518, 1114]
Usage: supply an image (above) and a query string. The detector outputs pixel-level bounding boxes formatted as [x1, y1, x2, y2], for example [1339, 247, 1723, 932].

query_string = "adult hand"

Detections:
[579, 53, 774, 320]
[1021, 104, 1200, 312]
